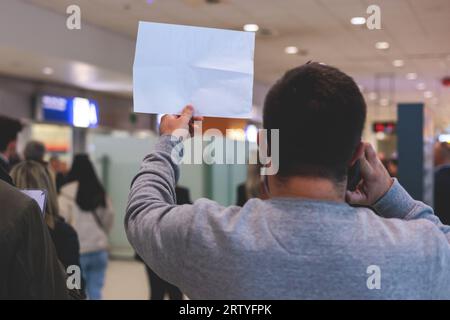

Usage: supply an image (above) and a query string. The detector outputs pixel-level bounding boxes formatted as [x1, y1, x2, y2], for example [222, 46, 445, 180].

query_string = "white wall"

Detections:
[0, 0, 135, 76]
[0, 75, 154, 131]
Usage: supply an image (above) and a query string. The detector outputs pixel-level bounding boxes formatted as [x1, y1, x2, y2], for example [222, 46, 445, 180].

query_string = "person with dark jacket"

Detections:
[0, 163, 13, 185]
[59, 154, 114, 300]
[0, 177, 69, 299]
[434, 142, 450, 225]
[0, 115, 23, 174]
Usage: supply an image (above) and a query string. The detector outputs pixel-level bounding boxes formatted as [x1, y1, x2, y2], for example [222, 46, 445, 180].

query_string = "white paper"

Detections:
[21, 190, 47, 216]
[133, 22, 255, 118]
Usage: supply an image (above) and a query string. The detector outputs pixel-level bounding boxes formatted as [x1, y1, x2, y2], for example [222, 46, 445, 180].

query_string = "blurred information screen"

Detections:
[133, 21, 255, 118]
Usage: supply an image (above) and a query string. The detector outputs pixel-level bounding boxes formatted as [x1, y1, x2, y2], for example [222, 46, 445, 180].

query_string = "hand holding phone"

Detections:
[346, 143, 393, 206]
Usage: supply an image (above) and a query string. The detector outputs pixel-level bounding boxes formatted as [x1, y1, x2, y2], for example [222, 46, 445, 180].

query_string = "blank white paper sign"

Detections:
[133, 22, 255, 118]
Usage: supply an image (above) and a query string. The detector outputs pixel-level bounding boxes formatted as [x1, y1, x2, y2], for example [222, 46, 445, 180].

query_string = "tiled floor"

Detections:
[103, 259, 149, 300]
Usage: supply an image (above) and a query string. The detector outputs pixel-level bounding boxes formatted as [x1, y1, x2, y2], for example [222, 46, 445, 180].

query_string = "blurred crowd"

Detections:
[0, 115, 114, 299]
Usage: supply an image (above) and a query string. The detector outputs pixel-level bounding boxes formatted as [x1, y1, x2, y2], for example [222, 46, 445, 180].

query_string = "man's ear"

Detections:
[349, 142, 364, 166]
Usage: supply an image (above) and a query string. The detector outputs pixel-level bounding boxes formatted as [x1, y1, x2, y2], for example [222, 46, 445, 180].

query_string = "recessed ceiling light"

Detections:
[424, 91, 433, 99]
[406, 73, 418, 80]
[392, 60, 404, 67]
[368, 92, 378, 101]
[243, 24, 259, 32]
[284, 46, 299, 55]
[416, 82, 426, 90]
[351, 17, 366, 25]
[42, 67, 54, 75]
[376, 132, 386, 140]
[380, 98, 389, 106]
[375, 41, 390, 50]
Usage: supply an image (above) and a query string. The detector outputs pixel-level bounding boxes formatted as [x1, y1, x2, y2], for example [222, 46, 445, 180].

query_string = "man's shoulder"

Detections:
[0, 180, 36, 212]
[0, 180, 41, 225]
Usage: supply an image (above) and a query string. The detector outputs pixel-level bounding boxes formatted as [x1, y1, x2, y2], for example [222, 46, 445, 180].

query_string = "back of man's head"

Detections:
[24, 141, 46, 163]
[263, 62, 367, 182]
[0, 116, 23, 153]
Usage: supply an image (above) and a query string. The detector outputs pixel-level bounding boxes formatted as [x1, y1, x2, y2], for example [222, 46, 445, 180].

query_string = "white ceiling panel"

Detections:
[10, 0, 450, 125]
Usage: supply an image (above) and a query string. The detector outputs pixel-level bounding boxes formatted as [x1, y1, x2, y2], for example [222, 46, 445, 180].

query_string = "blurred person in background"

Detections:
[136, 184, 190, 300]
[237, 164, 269, 206]
[386, 158, 398, 178]
[10, 161, 81, 271]
[434, 141, 450, 225]
[59, 154, 114, 300]
[24, 140, 46, 164]
[49, 155, 67, 193]
[0, 122, 69, 299]
[0, 115, 23, 176]
[24, 141, 67, 195]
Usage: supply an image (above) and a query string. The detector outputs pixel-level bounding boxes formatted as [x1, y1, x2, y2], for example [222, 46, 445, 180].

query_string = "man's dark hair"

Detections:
[0, 116, 23, 152]
[263, 62, 367, 182]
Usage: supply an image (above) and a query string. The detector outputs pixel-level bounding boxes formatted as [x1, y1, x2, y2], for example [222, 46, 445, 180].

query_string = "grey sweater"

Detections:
[125, 135, 450, 299]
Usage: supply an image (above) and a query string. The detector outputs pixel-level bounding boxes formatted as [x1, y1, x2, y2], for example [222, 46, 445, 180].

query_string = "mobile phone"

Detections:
[347, 160, 361, 192]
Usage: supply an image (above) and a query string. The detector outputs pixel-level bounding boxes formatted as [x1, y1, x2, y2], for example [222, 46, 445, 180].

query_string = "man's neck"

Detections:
[268, 175, 346, 203]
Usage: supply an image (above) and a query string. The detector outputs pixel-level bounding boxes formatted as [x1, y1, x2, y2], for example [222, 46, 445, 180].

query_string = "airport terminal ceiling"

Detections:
[1, 0, 450, 128]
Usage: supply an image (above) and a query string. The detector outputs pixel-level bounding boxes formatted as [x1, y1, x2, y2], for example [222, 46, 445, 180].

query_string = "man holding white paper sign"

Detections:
[126, 61, 450, 299]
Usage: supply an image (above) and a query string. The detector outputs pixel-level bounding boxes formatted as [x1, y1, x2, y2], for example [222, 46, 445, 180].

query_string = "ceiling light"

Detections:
[284, 46, 299, 55]
[416, 82, 426, 90]
[376, 132, 387, 140]
[380, 98, 389, 106]
[439, 134, 450, 143]
[375, 42, 390, 50]
[245, 125, 258, 143]
[424, 91, 433, 99]
[42, 67, 54, 75]
[392, 60, 404, 67]
[406, 73, 418, 80]
[351, 17, 366, 25]
[368, 92, 378, 101]
[243, 24, 259, 32]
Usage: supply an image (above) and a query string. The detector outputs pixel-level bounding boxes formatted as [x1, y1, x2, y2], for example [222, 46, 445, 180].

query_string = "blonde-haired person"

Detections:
[10, 161, 81, 271]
